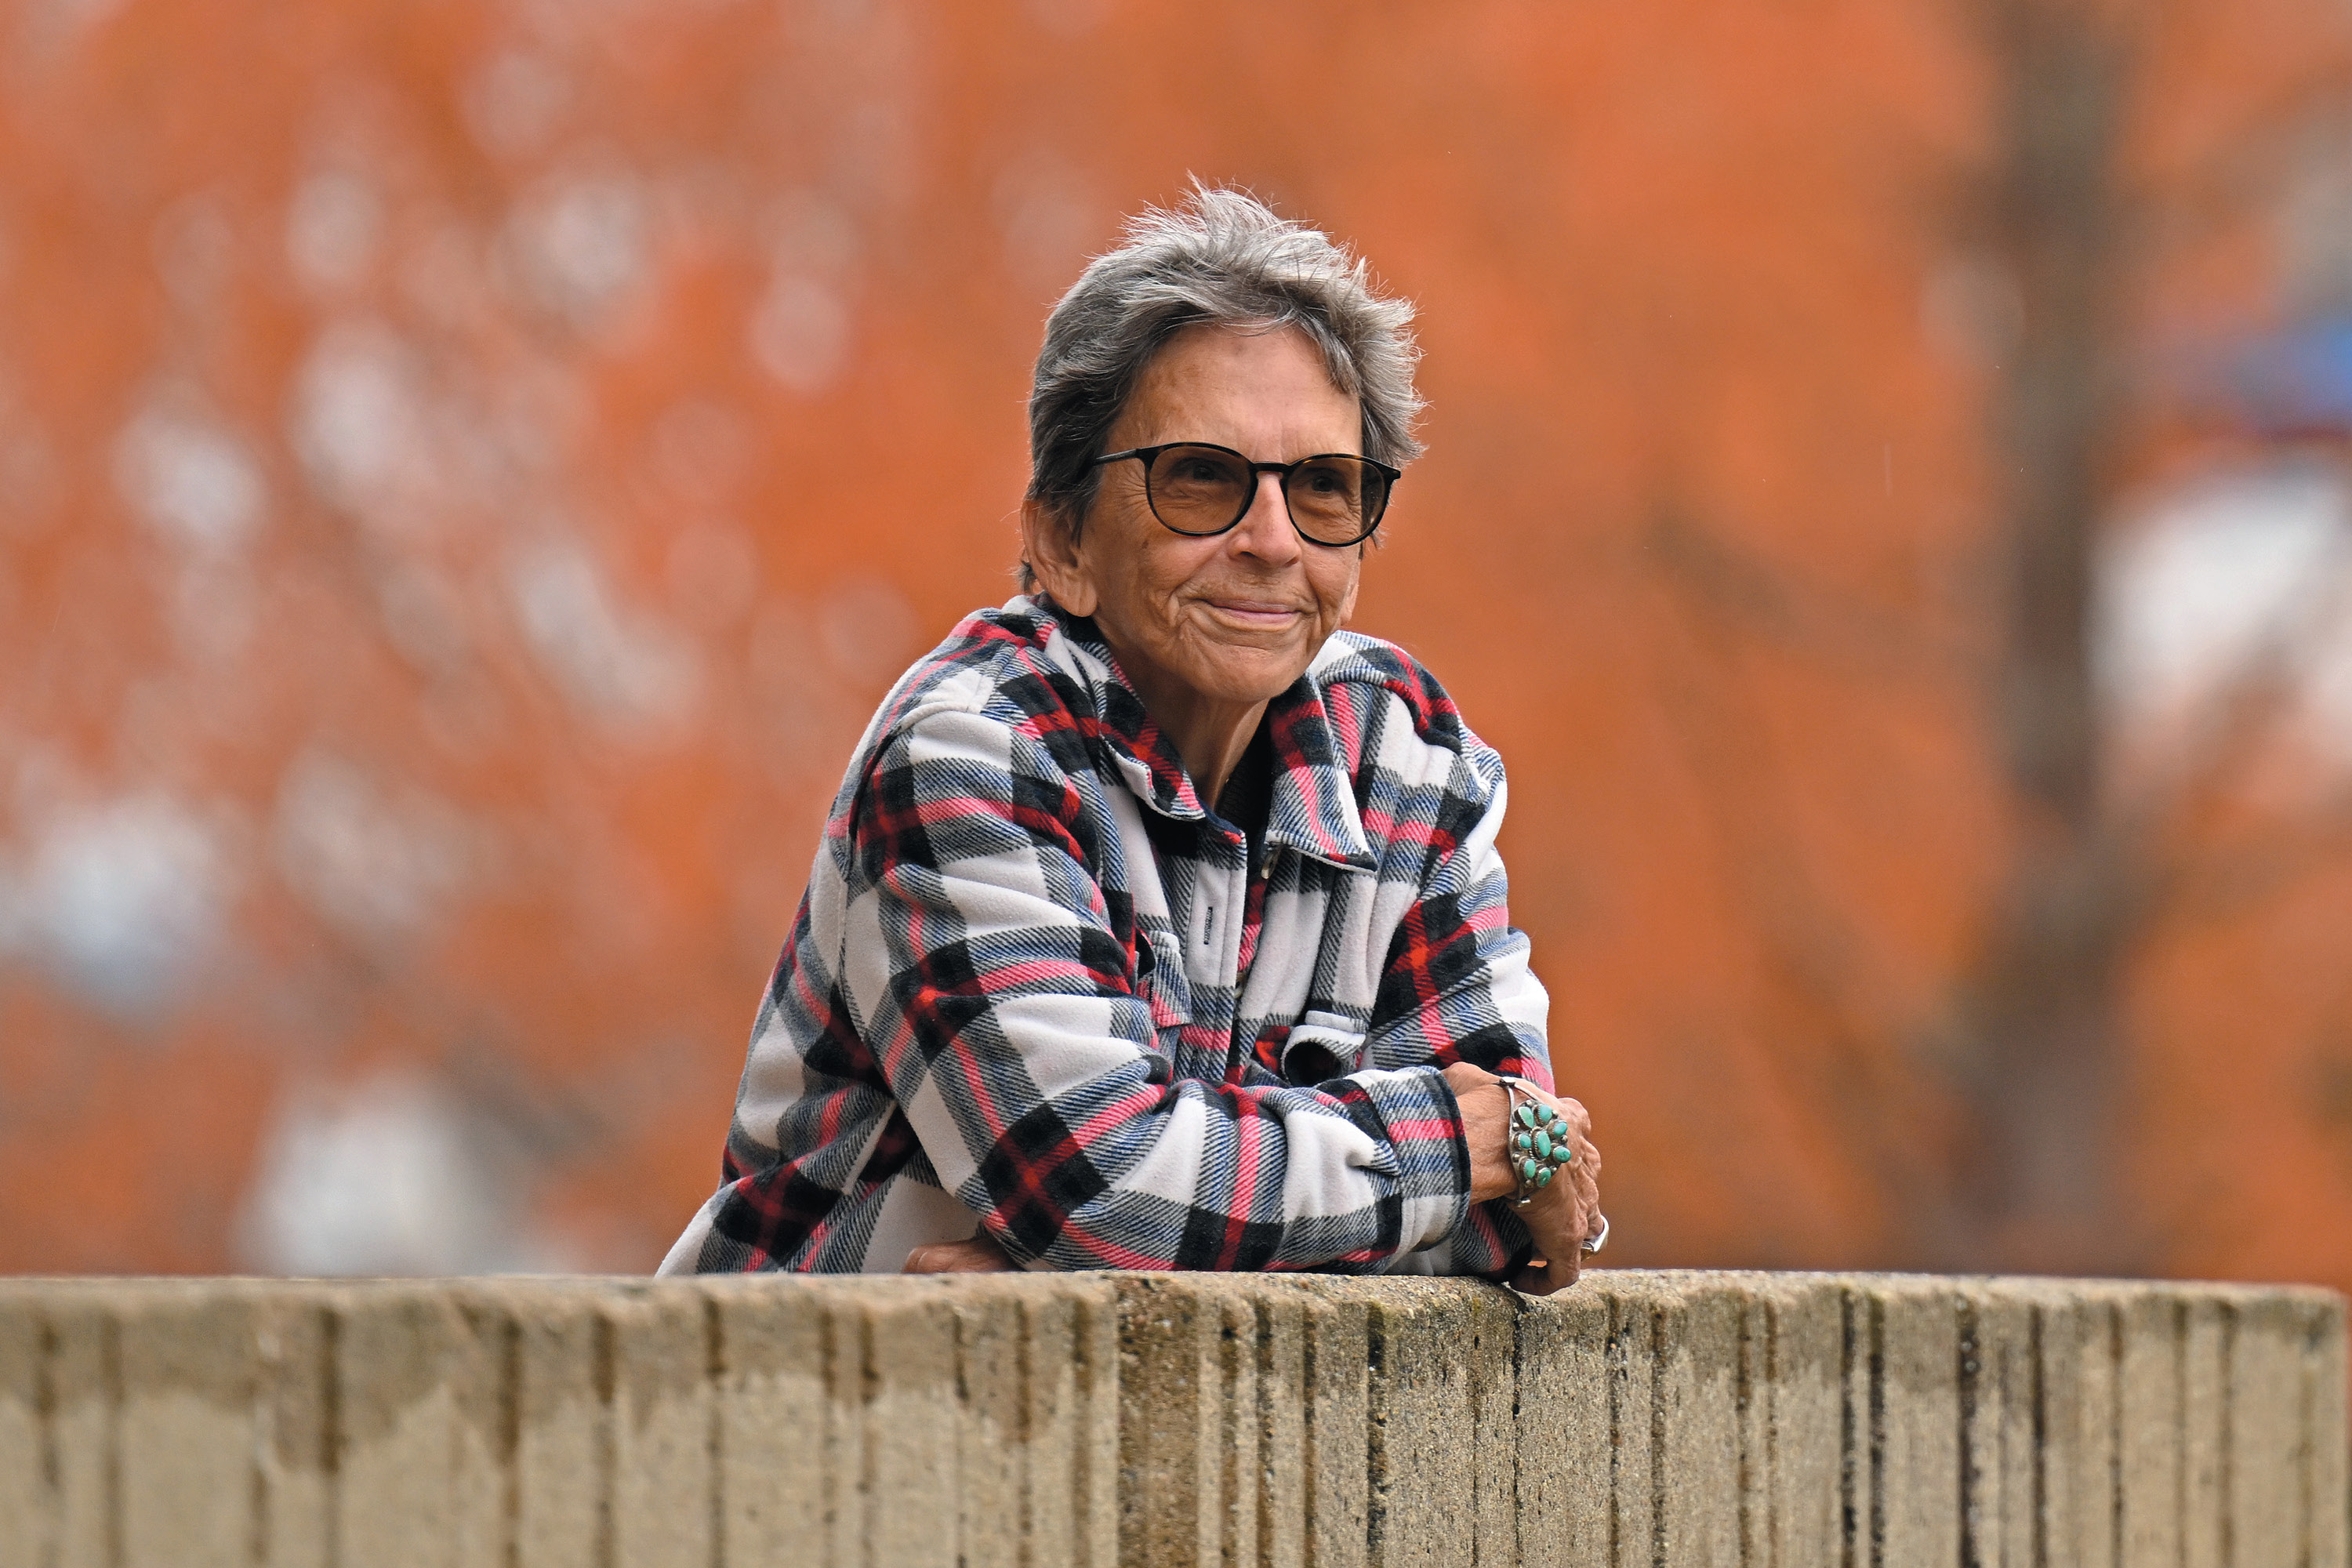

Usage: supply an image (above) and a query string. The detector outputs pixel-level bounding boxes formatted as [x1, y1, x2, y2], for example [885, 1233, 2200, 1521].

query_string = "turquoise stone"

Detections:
[1520, 1157, 1540, 1182]
[1515, 1131, 1533, 1152]
[1534, 1130, 1552, 1160]
[1549, 1118, 1570, 1138]
[1537, 1167, 1555, 1186]
[1516, 1104, 1538, 1127]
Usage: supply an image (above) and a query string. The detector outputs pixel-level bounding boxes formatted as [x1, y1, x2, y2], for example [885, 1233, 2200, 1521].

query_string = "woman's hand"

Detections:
[1442, 1062, 1603, 1296]
[905, 1233, 1019, 1273]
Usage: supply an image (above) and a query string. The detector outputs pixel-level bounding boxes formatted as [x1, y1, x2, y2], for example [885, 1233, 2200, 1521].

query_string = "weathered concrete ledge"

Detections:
[0, 1270, 2342, 1566]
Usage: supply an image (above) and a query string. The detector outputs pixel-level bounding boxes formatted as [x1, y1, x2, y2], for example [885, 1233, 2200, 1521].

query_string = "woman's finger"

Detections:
[1520, 1178, 1590, 1287]
[1513, 1256, 1579, 1295]
[904, 1236, 1018, 1273]
[1570, 1152, 1600, 1215]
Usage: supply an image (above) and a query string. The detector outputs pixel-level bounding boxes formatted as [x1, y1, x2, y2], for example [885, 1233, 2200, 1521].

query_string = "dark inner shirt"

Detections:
[1212, 712, 1276, 873]
[1212, 715, 1284, 1076]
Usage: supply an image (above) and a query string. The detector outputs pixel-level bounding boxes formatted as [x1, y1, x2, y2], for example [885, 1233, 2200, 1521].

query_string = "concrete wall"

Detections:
[0, 1271, 2341, 1567]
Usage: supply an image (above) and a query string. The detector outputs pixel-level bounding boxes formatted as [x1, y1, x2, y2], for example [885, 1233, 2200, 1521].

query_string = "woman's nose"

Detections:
[1229, 473, 1302, 560]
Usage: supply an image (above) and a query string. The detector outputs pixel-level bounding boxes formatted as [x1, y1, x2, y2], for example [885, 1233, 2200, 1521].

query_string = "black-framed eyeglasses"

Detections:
[1089, 442, 1400, 546]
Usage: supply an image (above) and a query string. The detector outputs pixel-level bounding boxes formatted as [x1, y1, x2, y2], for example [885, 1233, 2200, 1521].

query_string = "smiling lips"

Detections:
[1201, 597, 1303, 626]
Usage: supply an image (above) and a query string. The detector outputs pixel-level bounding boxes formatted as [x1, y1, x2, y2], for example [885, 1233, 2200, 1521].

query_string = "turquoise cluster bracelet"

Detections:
[1501, 1079, 1575, 1207]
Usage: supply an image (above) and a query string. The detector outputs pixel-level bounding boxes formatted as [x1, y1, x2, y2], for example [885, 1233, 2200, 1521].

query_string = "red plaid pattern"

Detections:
[659, 596, 1552, 1276]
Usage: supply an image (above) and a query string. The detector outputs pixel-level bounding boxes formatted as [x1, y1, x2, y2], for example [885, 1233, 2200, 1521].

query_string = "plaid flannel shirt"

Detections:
[659, 594, 1552, 1276]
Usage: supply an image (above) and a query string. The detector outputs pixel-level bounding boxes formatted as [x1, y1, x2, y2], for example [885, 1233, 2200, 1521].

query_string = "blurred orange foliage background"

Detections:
[2, 0, 2350, 1286]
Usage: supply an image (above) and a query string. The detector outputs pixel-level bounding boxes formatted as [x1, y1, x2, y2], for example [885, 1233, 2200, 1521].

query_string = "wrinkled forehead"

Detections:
[1111, 323, 1364, 457]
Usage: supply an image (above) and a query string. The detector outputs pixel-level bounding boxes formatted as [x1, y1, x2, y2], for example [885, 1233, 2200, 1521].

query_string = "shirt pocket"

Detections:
[1136, 928, 1192, 1053]
[1280, 1011, 1370, 1085]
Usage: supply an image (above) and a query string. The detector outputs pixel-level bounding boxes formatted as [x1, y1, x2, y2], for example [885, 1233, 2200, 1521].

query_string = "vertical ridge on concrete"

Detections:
[117, 1284, 258, 1567]
[1650, 1276, 1740, 1567]
[1835, 1284, 1864, 1568]
[858, 1280, 962, 1568]
[701, 1296, 720, 1568]
[1875, 1279, 1962, 1567]
[1365, 1293, 1392, 1566]
[943, 1276, 1120, 1568]
[2035, 1285, 2117, 1568]
[2179, 1293, 2227, 1568]
[250, 1294, 330, 1568]
[593, 1305, 616, 1568]
[2228, 1293, 2304, 1568]
[1251, 1293, 1302, 1568]
[510, 1285, 603, 1568]
[1957, 1283, 2034, 1568]
[826, 1290, 862, 1566]
[2118, 1287, 2186, 1566]
[601, 1286, 712, 1568]
[1864, 1290, 1882, 1568]
[2107, 1295, 2123, 1568]
[703, 1277, 826, 1556]
[318, 1292, 343, 1568]
[2029, 1299, 2048, 1568]
[2216, 1296, 2236, 1568]
[1656, 1298, 1675, 1568]
[1512, 1282, 1609, 1568]
[1079, 1280, 1123, 1568]
[1748, 1277, 1839, 1568]
[1602, 1286, 1629, 1566]
[1955, 1291, 1981, 1568]
[1114, 1276, 1214, 1566]
[37, 1288, 125, 1568]
[2309, 1292, 2350, 1568]
[1597, 1282, 1659, 1568]
[1219, 1290, 1259, 1568]
[952, 1280, 1025, 1568]
[0, 1302, 40, 1568]
[459, 1292, 519, 1568]
[1475, 1289, 1517, 1567]
[1736, 1287, 1759, 1568]
[1295, 1279, 1373, 1568]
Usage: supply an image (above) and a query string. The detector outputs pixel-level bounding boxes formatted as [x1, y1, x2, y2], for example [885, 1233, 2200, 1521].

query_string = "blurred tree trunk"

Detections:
[1951, 0, 2149, 1272]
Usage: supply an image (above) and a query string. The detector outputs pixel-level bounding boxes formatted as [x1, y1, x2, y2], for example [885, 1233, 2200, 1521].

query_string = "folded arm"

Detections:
[1363, 755, 1559, 1277]
[848, 708, 1472, 1272]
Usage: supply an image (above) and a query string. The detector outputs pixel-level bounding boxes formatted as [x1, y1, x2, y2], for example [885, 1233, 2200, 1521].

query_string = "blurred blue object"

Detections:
[2225, 318, 2352, 435]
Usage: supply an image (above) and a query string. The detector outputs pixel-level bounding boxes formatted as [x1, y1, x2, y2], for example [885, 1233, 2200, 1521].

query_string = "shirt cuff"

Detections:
[1345, 1064, 1473, 1255]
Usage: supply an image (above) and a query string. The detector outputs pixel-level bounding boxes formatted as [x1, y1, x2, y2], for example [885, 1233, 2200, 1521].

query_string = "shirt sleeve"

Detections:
[838, 705, 1472, 1272]
[1363, 749, 1554, 1278]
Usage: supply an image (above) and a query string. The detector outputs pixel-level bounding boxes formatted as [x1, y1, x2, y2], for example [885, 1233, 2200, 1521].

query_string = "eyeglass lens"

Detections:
[1145, 445, 1388, 544]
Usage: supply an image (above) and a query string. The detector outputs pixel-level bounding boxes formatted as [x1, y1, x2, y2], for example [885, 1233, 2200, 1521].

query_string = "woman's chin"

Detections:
[1174, 648, 1312, 708]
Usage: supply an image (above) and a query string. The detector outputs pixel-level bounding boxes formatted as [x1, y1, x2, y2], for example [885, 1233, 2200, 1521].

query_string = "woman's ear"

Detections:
[1020, 497, 1098, 617]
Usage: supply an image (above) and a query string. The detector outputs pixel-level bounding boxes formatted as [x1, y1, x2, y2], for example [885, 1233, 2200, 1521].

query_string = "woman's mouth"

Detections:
[1202, 598, 1301, 627]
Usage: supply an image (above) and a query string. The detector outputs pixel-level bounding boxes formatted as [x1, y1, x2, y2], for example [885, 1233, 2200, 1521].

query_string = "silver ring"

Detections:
[1579, 1212, 1609, 1254]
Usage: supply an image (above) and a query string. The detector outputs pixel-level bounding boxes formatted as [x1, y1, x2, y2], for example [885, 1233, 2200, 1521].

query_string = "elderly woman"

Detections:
[661, 189, 1603, 1292]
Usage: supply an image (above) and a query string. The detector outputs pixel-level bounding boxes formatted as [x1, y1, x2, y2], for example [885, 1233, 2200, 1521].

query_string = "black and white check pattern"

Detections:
[660, 596, 1552, 1276]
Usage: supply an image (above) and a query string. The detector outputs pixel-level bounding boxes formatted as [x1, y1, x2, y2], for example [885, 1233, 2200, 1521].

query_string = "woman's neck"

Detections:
[1116, 660, 1267, 808]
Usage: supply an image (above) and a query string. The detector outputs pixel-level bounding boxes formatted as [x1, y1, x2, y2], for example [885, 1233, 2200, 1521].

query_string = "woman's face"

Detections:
[1051, 323, 1367, 715]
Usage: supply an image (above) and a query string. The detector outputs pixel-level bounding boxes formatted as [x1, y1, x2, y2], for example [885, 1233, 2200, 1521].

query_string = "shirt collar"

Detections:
[1019, 594, 1377, 872]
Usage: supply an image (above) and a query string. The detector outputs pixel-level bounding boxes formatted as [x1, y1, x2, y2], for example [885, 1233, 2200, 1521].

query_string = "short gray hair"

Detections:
[1021, 187, 1425, 587]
